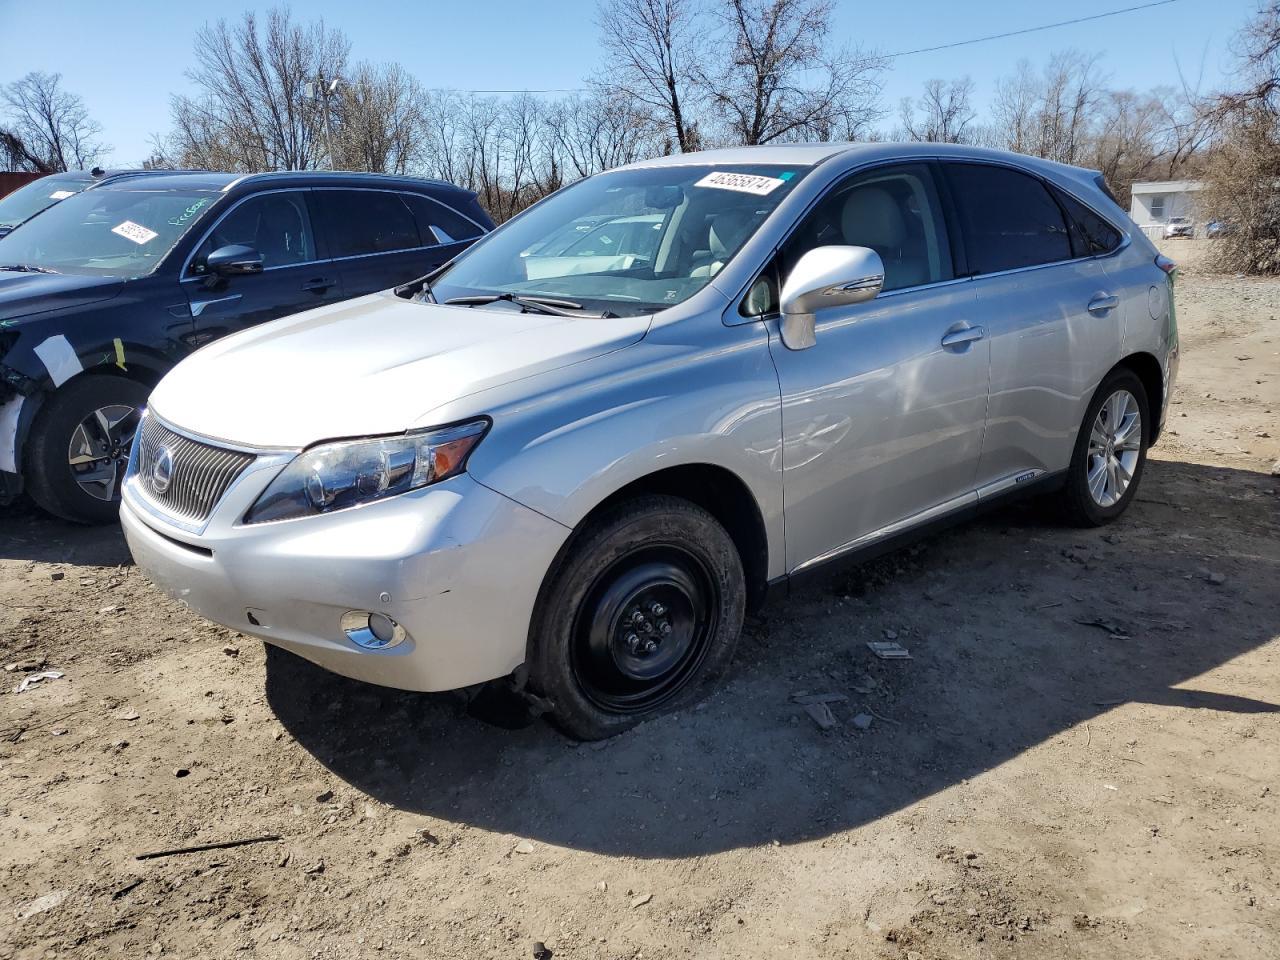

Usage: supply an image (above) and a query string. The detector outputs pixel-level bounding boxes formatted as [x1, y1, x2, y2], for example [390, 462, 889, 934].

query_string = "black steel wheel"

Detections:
[530, 495, 746, 740]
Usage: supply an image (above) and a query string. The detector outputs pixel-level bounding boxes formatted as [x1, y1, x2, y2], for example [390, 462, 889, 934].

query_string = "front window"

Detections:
[0, 173, 95, 231]
[431, 164, 808, 316]
[0, 186, 221, 279]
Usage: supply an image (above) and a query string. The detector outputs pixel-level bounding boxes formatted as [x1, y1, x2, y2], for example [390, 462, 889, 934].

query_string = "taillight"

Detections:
[1155, 254, 1177, 276]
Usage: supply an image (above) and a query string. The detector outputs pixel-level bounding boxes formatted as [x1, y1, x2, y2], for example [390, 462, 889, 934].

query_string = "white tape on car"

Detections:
[693, 171, 785, 195]
[33, 334, 83, 387]
[0, 394, 24, 473]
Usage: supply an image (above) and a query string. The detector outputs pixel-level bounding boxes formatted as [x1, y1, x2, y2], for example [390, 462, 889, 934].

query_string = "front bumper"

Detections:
[121, 464, 571, 693]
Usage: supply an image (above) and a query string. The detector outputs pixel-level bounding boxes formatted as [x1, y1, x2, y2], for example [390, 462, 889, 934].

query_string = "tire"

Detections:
[1060, 368, 1149, 527]
[529, 494, 746, 740]
[24, 376, 149, 524]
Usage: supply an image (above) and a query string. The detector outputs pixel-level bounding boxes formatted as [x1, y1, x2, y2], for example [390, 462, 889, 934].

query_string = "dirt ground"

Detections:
[1, 239, 1277, 960]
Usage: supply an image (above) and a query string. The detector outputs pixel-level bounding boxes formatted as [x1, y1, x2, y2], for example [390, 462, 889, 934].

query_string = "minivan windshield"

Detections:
[0, 187, 220, 279]
[0, 173, 95, 231]
[432, 164, 808, 316]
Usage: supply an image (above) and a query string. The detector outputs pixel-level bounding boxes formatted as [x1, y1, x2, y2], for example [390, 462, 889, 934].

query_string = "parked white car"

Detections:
[122, 143, 1179, 739]
[1164, 216, 1194, 239]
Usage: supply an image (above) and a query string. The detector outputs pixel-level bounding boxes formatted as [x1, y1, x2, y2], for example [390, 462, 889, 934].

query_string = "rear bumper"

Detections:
[121, 470, 570, 692]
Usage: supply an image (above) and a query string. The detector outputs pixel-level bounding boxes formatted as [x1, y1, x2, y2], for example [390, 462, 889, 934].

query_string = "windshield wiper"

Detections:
[0, 263, 59, 274]
[443, 293, 601, 318]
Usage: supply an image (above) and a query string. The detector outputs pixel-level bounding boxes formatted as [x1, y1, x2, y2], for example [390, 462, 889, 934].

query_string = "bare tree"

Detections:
[1, 72, 106, 171]
[703, 0, 883, 145]
[900, 77, 976, 144]
[548, 93, 661, 177]
[597, 0, 703, 152]
[333, 62, 427, 174]
[164, 8, 349, 171]
[1201, 2, 1280, 274]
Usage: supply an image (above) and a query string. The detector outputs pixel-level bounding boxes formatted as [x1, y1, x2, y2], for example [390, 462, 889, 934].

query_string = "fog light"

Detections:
[340, 610, 407, 650]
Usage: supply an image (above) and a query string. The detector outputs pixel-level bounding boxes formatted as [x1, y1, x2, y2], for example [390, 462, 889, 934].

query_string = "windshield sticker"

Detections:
[111, 220, 159, 245]
[694, 171, 786, 196]
[167, 197, 213, 227]
[48, 189, 76, 200]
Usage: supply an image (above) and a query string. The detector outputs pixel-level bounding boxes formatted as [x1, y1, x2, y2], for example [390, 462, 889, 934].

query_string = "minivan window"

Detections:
[401, 193, 482, 245]
[192, 192, 317, 272]
[313, 190, 420, 258]
[943, 163, 1072, 274]
[1053, 187, 1122, 257]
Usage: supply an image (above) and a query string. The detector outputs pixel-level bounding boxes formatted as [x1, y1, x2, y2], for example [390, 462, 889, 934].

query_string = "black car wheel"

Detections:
[530, 495, 746, 740]
[24, 376, 149, 524]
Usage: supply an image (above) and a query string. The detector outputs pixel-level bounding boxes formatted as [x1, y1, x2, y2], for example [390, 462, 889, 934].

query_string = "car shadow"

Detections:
[261, 456, 1280, 857]
[0, 498, 133, 566]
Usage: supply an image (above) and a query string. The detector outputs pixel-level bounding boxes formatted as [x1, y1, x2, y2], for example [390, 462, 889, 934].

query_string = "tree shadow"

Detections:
[264, 457, 1280, 857]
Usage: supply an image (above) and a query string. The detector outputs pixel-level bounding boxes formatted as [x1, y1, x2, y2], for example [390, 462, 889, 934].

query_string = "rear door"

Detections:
[940, 161, 1124, 495]
[309, 189, 461, 296]
[182, 189, 345, 340]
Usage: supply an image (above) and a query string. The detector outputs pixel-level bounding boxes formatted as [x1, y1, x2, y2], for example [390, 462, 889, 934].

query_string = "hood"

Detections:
[149, 291, 651, 448]
[0, 271, 124, 323]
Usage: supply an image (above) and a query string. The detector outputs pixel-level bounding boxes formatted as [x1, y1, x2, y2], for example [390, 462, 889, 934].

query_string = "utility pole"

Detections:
[306, 73, 340, 169]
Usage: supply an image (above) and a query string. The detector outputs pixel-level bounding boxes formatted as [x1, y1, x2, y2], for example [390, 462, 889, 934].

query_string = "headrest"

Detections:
[709, 209, 755, 259]
[841, 187, 905, 250]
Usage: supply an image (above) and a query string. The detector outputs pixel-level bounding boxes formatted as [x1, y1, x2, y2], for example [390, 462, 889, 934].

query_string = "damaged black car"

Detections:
[0, 170, 492, 523]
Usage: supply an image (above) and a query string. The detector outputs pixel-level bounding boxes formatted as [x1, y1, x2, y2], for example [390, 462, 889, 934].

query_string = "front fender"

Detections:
[457, 320, 788, 580]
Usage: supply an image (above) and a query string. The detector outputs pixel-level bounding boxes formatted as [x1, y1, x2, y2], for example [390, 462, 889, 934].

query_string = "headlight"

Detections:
[244, 419, 489, 524]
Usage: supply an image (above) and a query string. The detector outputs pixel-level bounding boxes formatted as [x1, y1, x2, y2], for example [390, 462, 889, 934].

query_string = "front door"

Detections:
[181, 189, 345, 342]
[768, 163, 990, 572]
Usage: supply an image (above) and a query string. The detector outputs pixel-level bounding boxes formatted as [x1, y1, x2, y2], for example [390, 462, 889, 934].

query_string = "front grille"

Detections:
[134, 416, 255, 523]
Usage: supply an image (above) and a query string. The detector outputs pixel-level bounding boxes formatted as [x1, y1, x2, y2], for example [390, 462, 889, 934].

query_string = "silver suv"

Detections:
[121, 143, 1179, 739]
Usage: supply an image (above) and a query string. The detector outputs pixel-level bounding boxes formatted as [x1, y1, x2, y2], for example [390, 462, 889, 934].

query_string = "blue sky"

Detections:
[0, 0, 1256, 165]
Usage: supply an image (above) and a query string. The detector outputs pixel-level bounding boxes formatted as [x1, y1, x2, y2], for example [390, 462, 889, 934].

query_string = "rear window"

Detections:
[401, 193, 483, 245]
[311, 190, 420, 257]
[943, 163, 1072, 274]
[1053, 187, 1122, 257]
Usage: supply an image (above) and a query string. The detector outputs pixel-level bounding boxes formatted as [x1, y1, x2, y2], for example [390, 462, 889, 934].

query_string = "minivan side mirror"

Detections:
[779, 245, 885, 350]
[205, 244, 264, 277]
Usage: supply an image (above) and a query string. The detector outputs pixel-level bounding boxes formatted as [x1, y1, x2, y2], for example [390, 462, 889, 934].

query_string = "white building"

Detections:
[1129, 180, 1204, 238]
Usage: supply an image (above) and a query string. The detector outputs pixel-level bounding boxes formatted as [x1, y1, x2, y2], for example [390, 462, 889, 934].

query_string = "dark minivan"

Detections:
[0, 171, 492, 522]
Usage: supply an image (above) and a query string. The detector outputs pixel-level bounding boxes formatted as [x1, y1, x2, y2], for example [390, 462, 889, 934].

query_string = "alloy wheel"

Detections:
[67, 403, 140, 502]
[1085, 389, 1142, 508]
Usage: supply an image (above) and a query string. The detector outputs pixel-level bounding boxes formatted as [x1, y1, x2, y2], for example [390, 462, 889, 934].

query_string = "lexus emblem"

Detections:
[151, 447, 174, 495]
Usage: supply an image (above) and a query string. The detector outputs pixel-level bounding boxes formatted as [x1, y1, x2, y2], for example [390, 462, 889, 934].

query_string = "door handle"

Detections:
[302, 277, 336, 293]
[1087, 293, 1119, 314]
[940, 325, 985, 348]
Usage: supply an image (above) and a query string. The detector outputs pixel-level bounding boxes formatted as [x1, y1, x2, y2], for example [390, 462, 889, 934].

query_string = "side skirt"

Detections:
[764, 470, 1067, 602]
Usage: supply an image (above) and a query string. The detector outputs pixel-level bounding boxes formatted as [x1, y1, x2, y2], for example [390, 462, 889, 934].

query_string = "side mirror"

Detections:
[205, 243, 263, 277]
[779, 245, 884, 350]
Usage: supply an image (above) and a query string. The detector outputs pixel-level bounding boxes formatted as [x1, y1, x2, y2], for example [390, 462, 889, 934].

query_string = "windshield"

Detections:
[0, 186, 220, 278]
[432, 164, 808, 316]
[0, 173, 95, 230]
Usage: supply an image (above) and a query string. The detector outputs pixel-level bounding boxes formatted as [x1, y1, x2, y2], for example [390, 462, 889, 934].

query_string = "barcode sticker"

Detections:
[694, 171, 786, 195]
[111, 220, 158, 245]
